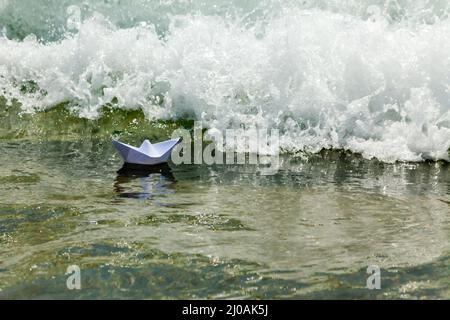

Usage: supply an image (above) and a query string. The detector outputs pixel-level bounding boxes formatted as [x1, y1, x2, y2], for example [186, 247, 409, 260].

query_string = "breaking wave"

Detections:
[1, 0, 450, 162]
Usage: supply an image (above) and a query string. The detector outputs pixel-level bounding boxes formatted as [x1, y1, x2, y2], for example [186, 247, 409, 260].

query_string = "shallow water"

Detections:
[0, 136, 449, 299]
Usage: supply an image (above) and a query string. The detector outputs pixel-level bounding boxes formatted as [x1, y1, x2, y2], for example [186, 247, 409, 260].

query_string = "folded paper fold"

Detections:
[112, 138, 180, 165]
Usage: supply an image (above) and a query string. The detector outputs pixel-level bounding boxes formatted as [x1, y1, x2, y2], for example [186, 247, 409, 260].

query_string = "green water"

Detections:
[0, 108, 449, 299]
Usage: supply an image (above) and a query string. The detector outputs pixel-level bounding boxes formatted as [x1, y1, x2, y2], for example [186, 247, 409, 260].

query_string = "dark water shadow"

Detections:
[114, 163, 176, 200]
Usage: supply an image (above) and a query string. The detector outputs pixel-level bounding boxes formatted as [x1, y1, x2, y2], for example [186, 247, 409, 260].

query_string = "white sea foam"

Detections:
[1, 1, 450, 162]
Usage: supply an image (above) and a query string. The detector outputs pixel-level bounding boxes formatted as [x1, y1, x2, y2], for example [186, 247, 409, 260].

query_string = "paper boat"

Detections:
[112, 138, 180, 166]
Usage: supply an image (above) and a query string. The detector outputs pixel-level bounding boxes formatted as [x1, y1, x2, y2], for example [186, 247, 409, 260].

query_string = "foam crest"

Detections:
[1, 3, 450, 162]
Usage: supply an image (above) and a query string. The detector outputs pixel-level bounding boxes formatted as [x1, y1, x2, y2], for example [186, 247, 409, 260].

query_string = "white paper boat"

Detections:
[112, 138, 180, 166]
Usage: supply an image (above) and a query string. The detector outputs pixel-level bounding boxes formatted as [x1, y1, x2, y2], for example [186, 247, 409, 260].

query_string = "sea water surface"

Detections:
[1, 0, 450, 299]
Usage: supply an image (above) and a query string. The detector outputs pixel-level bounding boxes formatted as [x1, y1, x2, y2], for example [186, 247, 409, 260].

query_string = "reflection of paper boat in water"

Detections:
[112, 138, 180, 166]
[114, 163, 176, 199]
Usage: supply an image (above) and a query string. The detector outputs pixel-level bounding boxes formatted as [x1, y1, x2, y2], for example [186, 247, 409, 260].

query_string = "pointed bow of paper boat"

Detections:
[112, 138, 180, 166]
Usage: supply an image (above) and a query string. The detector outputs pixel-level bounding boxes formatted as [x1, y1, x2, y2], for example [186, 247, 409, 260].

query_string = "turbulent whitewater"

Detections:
[1, 0, 450, 162]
